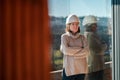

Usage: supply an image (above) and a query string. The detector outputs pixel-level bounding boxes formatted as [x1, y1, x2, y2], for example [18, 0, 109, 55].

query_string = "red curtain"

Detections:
[0, 0, 51, 80]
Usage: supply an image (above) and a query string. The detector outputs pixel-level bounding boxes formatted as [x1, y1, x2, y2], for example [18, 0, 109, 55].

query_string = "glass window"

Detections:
[48, 0, 112, 80]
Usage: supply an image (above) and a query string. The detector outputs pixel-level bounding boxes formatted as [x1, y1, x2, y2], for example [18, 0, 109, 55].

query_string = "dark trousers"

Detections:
[62, 69, 85, 80]
[88, 70, 104, 80]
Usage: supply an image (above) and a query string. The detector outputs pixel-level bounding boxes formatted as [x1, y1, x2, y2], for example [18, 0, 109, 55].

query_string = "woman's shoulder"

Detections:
[61, 32, 70, 37]
[79, 34, 86, 38]
[80, 34, 84, 37]
[61, 32, 70, 41]
[85, 32, 95, 37]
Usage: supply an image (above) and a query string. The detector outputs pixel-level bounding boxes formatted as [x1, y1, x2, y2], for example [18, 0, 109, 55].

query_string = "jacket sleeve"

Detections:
[60, 34, 83, 56]
[73, 36, 90, 58]
[87, 33, 107, 54]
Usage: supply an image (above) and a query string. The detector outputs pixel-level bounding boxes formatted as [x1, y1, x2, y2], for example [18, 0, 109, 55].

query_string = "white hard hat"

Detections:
[66, 14, 80, 24]
[82, 15, 97, 26]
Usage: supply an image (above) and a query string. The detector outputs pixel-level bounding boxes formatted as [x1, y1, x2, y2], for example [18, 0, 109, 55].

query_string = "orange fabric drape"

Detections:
[0, 0, 51, 80]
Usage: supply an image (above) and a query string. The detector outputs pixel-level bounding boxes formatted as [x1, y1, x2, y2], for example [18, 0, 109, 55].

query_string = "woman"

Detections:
[83, 15, 107, 80]
[60, 14, 89, 80]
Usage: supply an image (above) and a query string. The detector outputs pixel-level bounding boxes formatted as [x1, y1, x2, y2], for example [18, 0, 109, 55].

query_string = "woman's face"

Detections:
[69, 22, 79, 33]
[91, 24, 97, 32]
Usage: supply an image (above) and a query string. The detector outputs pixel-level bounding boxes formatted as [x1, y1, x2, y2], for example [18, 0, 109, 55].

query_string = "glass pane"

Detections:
[48, 0, 112, 80]
[48, 0, 69, 71]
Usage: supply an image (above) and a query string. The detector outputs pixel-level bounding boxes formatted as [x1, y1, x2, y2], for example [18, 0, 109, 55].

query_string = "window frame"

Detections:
[112, 0, 120, 80]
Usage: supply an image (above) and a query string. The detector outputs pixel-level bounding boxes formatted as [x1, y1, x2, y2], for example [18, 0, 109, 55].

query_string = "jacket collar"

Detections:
[67, 32, 80, 39]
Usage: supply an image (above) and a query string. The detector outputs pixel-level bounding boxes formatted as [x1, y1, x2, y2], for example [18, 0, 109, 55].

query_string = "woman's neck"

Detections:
[69, 31, 78, 35]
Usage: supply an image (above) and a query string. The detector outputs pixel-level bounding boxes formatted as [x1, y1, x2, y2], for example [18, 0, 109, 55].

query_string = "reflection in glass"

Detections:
[48, 0, 112, 80]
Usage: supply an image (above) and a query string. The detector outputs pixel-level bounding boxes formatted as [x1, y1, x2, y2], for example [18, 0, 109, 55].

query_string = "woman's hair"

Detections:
[84, 23, 96, 32]
[65, 23, 80, 33]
